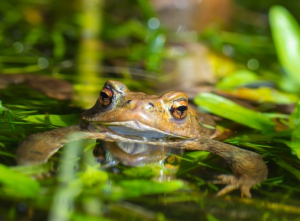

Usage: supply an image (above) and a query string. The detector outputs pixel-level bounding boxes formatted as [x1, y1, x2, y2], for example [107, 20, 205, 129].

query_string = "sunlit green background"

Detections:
[1, 0, 300, 220]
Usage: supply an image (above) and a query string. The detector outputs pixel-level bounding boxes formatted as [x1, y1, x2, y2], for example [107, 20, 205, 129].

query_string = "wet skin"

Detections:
[16, 80, 268, 197]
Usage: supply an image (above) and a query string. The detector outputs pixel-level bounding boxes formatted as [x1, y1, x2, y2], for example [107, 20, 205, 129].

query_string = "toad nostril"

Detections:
[144, 102, 154, 110]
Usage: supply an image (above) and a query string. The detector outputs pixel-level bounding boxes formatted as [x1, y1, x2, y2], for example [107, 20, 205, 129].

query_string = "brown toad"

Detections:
[16, 80, 268, 197]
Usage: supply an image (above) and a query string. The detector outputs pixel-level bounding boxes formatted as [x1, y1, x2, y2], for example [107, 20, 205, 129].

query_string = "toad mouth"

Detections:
[97, 121, 188, 140]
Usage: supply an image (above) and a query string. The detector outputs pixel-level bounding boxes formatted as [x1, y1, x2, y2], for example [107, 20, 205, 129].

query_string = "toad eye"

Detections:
[170, 100, 188, 119]
[99, 87, 113, 106]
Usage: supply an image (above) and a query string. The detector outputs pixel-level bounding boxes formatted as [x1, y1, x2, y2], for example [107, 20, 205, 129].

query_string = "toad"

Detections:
[16, 80, 268, 197]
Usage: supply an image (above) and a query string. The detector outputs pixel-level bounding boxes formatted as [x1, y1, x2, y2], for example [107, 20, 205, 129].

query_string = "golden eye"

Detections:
[170, 100, 188, 119]
[99, 87, 113, 106]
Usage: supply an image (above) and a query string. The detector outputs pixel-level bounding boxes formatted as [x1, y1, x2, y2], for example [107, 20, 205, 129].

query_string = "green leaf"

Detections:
[194, 93, 275, 132]
[137, 0, 156, 19]
[11, 162, 53, 176]
[178, 151, 228, 175]
[119, 180, 184, 197]
[280, 140, 300, 160]
[216, 69, 259, 89]
[123, 165, 168, 178]
[23, 114, 79, 127]
[206, 214, 220, 221]
[123, 166, 154, 178]
[0, 150, 14, 157]
[215, 87, 298, 104]
[288, 101, 300, 159]
[289, 100, 300, 127]
[79, 165, 108, 186]
[0, 164, 40, 198]
[276, 158, 300, 181]
[72, 213, 113, 221]
[270, 6, 300, 90]
[52, 29, 66, 60]
[0, 101, 3, 115]
[145, 33, 166, 72]
[104, 20, 148, 40]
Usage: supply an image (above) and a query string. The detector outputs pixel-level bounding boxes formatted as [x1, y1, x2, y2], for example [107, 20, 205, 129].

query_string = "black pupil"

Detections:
[100, 91, 109, 99]
[176, 106, 187, 113]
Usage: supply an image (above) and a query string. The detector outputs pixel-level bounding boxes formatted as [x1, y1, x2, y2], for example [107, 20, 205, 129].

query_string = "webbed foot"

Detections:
[212, 174, 254, 197]
[210, 149, 268, 197]
[178, 139, 268, 197]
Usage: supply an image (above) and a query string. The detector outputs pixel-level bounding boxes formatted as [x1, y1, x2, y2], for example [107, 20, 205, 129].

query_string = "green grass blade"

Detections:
[270, 6, 300, 89]
[0, 101, 3, 116]
[0, 164, 40, 198]
[276, 158, 300, 181]
[23, 114, 79, 127]
[194, 93, 275, 132]
[216, 69, 259, 89]
[118, 180, 184, 197]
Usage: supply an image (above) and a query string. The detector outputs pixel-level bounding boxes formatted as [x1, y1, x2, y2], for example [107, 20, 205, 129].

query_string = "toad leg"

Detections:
[174, 138, 268, 197]
[16, 125, 102, 165]
[17, 129, 267, 198]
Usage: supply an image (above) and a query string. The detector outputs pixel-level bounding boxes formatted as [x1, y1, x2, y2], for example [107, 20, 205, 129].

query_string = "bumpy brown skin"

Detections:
[16, 80, 268, 197]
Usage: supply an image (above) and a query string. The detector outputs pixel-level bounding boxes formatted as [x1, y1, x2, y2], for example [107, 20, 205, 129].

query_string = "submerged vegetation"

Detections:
[1, 0, 300, 220]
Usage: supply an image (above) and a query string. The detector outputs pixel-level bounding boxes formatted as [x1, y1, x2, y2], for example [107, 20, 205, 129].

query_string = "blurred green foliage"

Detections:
[270, 6, 300, 92]
[1, 1, 300, 221]
[0, 164, 40, 198]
